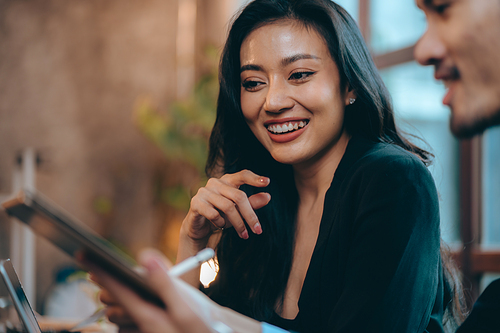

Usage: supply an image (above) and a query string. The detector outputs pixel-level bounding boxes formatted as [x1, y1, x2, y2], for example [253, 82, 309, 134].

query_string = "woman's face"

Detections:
[240, 20, 354, 167]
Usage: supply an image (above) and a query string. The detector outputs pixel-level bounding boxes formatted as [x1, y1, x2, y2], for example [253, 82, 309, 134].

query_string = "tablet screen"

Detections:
[2, 190, 164, 308]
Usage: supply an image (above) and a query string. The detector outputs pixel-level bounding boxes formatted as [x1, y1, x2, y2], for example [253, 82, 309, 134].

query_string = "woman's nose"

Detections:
[263, 80, 294, 113]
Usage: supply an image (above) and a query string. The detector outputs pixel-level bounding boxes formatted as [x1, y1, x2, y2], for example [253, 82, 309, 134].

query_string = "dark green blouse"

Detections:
[268, 136, 448, 333]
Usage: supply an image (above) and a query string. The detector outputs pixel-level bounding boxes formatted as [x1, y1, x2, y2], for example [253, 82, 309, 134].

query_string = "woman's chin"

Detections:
[270, 152, 307, 166]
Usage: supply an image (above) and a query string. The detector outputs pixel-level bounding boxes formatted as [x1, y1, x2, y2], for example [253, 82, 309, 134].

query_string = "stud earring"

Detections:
[349, 98, 356, 105]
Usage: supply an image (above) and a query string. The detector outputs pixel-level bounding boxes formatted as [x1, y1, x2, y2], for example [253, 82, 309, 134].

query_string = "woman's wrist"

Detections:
[177, 230, 209, 260]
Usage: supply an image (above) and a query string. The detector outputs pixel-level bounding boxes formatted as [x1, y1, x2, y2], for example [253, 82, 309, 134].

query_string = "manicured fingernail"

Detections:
[145, 256, 168, 273]
[241, 230, 249, 239]
[259, 177, 270, 184]
[254, 223, 262, 234]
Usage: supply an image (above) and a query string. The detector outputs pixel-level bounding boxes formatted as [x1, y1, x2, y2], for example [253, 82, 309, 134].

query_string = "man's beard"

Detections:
[451, 109, 500, 138]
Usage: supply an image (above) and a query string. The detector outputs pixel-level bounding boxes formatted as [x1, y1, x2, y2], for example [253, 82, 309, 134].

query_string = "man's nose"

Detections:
[263, 80, 294, 113]
[414, 27, 446, 66]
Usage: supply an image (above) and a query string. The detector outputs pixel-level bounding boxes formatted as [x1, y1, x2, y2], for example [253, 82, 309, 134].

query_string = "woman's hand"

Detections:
[182, 170, 271, 242]
[98, 286, 138, 331]
[88, 249, 214, 333]
[87, 249, 262, 333]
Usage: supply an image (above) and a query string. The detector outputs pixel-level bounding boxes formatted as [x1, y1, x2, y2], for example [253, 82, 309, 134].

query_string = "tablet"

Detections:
[0, 259, 42, 333]
[1, 189, 164, 308]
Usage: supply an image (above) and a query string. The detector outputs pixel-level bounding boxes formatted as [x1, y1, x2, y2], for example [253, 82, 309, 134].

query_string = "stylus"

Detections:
[70, 307, 107, 331]
[169, 248, 215, 277]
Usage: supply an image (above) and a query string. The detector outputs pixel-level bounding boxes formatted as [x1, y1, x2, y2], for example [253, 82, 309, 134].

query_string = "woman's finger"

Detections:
[191, 188, 231, 229]
[137, 248, 173, 269]
[214, 186, 270, 236]
[140, 254, 213, 333]
[105, 305, 136, 327]
[218, 170, 270, 235]
[85, 262, 180, 333]
[249, 192, 272, 210]
[193, 186, 249, 238]
[204, 189, 250, 239]
[220, 169, 270, 189]
[205, 173, 271, 237]
[99, 288, 119, 306]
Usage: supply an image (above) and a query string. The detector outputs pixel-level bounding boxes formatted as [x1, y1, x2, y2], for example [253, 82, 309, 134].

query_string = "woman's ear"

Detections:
[344, 88, 357, 106]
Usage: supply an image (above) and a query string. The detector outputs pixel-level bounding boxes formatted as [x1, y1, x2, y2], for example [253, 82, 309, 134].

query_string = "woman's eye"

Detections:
[242, 80, 264, 91]
[289, 71, 315, 81]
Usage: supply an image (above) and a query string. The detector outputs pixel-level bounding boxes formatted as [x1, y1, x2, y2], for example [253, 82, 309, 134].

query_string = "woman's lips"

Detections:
[265, 119, 309, 143]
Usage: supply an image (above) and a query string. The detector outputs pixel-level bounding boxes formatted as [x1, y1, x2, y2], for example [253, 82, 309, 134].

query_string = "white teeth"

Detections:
[267, 121, 308, 134]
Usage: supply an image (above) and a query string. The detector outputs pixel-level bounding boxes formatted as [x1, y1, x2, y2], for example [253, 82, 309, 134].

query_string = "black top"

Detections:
[267, 136, 447, 333]
[456, 278, 500, 333]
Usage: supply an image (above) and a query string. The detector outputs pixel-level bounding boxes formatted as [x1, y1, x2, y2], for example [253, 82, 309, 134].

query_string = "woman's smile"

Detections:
[264, 118, 309, 143]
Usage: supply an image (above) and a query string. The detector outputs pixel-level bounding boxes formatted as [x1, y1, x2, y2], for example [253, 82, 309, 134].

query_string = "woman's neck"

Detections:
[293, 131, 351, 205]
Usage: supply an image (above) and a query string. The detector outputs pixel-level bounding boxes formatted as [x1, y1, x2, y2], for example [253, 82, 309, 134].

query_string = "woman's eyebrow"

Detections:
[240, 54, 320, 73]
[240, 64, 263, 73]
[281, 54, 320, 67]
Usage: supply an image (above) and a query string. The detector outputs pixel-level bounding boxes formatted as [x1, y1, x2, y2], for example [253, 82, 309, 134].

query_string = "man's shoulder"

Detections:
[456, 278, 500, 333]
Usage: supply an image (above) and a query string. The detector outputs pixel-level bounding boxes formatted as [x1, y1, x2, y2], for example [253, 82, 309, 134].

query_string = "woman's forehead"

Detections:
[240, 21, 329, 66]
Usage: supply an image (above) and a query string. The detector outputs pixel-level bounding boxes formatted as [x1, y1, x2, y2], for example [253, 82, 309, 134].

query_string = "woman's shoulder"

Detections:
[341, 137, 434, 186]
[339, 139, 439, 222]
[359, 139, 429, 173]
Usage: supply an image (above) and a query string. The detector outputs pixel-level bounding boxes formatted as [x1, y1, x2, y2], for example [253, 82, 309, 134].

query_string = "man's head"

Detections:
[415, 0, 500, 137]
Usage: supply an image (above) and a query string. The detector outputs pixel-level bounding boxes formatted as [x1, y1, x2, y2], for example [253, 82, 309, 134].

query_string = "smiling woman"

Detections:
[91, 0, 464, 332]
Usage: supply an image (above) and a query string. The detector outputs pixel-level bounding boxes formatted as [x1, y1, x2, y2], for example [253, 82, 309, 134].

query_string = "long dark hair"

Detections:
[204, 0, 463, 325]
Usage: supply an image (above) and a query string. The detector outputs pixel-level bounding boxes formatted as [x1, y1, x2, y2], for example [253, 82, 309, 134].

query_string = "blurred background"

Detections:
[0, 0, 498, 320]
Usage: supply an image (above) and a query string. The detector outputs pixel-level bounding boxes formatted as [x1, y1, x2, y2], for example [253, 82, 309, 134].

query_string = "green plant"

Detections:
[135, 47, 219, 211]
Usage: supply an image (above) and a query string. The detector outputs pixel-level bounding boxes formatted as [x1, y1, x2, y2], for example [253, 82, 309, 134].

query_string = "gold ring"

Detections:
[210, 221, 225, 232]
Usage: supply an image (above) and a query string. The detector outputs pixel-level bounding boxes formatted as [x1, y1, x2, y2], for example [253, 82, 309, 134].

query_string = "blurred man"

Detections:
[415, 0, 500, 331]
[414, 0, 500, 138]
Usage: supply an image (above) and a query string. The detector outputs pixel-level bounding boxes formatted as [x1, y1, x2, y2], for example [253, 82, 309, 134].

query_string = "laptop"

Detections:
[0, 259, 79, 333]
[0, 259, 42, 333]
